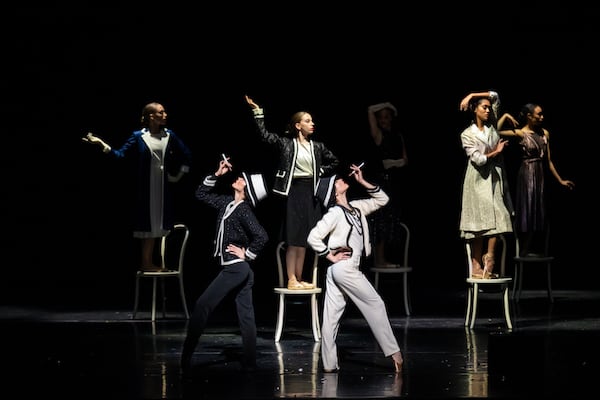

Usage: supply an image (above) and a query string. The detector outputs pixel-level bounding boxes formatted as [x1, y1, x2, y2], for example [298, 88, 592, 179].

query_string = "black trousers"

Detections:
[182, 262, 256, 367]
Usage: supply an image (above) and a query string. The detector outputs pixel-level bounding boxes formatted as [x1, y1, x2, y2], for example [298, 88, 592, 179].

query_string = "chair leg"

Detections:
[516, 262, 524, 302]
[132, 276, 140, 319]
[465, 287, 473, 327]
[469, 283, 479, 329]
[310, 294, 320, 342]
[178, 278, 190, 319]
[512, 263, 519, 299]
[161, 278, 167, 319]
[151, 278, 158, 322]
[275, 294, 285, 342]
[403, 273, 411, 316]
[374, 272, 380, 290]
[546, 262, 554, 303]
[503, 285, 513, 330]
[315, 299, 322, 340]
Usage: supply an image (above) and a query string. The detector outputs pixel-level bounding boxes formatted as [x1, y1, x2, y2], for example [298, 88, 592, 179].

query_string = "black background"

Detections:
[2, 5, 596, 318]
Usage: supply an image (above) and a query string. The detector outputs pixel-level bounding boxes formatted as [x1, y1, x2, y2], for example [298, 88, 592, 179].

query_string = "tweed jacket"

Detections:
[308, 186, 388, 258]
[196, 175, 268, 266]
[252, 108, 339, 196]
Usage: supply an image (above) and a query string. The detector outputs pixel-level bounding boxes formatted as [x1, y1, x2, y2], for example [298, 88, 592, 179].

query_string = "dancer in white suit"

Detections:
[307, 163, 403, 373]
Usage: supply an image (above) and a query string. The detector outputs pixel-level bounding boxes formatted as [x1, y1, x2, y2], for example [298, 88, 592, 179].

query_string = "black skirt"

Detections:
[282, 178, 322, 247]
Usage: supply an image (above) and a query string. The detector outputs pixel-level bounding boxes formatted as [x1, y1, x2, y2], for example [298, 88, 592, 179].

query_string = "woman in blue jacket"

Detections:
[82, 102, 192, 271]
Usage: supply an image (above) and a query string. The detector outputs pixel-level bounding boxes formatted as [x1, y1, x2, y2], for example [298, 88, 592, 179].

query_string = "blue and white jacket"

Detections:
[196, 175, 268, 266]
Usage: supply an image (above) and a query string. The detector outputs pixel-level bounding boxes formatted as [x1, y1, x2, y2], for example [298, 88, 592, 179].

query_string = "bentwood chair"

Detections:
[369, 221, 413, 316]
[513, 224, 554, 303]
[132, 224, 190, 322]
[273, 241, 322, 342]
[464, 235, 513, 330]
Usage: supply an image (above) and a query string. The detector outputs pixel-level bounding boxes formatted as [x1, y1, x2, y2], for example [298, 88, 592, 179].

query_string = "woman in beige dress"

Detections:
[458, 91, 513, 278]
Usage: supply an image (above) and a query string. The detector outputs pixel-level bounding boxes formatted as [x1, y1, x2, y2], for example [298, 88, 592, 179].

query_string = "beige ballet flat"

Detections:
[287, 279, 304, 290]
[300, 281, 315, 289]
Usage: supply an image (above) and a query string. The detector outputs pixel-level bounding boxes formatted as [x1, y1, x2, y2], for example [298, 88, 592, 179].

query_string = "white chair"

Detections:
[513, 224, 554, 303]
[273, 241, 322, 342]
[132, 224, 190, 322]
[464, 235, 513, 330]
[369, 221, 413, 316]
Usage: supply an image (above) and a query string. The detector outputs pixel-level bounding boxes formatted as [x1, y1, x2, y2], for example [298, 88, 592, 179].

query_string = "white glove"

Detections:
[82, 132, 111, 153]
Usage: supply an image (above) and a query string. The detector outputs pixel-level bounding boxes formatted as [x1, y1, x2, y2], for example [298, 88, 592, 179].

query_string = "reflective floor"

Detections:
[3, 289, 599, 399]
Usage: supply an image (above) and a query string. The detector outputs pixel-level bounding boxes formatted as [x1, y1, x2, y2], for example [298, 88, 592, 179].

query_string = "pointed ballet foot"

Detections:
[394, 359, 403, 373]
[392, 351, 403, 373]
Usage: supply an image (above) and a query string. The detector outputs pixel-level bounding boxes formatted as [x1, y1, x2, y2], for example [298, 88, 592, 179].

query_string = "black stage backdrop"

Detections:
[2, 5, 596, 313]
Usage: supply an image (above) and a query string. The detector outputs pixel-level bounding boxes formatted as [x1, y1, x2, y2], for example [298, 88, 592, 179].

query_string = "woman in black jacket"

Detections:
[245, 95, 339, 290]
[181, 156, 268, 372]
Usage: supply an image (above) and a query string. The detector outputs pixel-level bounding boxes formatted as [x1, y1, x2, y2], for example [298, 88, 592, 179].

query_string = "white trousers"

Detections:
[321, 256, 400, 371]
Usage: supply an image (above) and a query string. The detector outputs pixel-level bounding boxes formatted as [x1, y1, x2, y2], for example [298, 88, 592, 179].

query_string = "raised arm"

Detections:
[459, 91, 497, 111]
[348, 163, 389, 215]
[81, 132, 111, 153]
[349, 163, 376, 190]
[460, 90, 501, 127]
[367, 104, 383, 146]
[497, 113, 523, 137]
[245, 95, 260, 110]
[215, 156, 233, 177]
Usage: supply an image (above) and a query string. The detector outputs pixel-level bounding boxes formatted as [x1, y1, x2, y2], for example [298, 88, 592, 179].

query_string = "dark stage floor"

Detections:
[2, 289, 599, 399]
